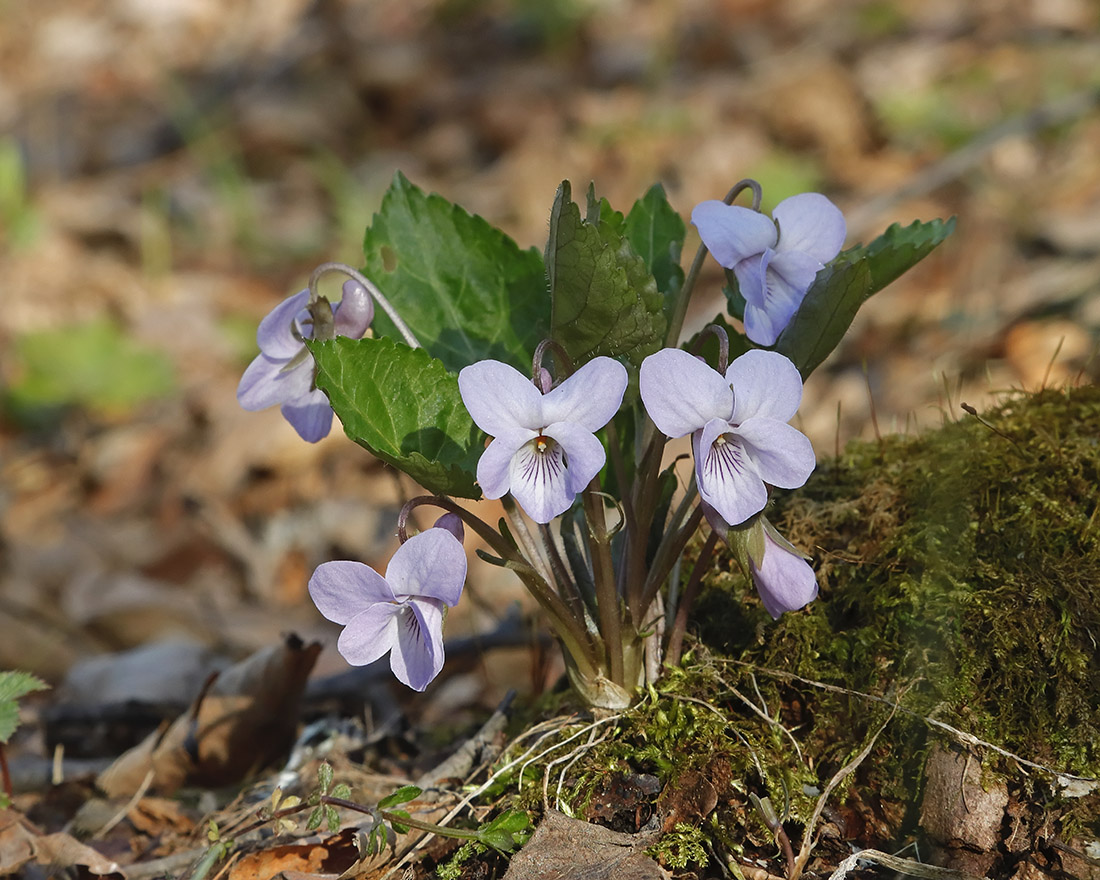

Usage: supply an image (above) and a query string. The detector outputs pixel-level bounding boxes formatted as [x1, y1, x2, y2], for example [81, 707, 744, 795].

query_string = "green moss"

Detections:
[693, 386, 1100, 821]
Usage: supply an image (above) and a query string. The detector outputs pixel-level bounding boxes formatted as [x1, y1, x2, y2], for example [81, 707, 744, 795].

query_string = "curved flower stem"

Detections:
[582, 480, 624, 686]
[664, 530, 719, 667]
[663, 178, 762, 349]
[398, 496, 600, 679]
[532, 338, 574, 381]
[308, 261, 422, 349]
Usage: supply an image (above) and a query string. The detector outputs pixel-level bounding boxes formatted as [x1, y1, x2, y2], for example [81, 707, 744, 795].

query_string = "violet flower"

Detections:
[703, 502, 818, 618]
[458, 357, 628, 524]
[237, 281, 374, 442]
[750, 529, 818, 619]
[639, 347, 815, 527]
[307, 528, 467, 691]
[692, 193, 845, 345]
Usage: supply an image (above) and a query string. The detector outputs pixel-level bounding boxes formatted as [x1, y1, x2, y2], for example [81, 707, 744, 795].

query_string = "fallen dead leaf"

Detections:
[0, 807, 122, 876]
[502, 809, 667, 880]
[97, 634, 321, 797]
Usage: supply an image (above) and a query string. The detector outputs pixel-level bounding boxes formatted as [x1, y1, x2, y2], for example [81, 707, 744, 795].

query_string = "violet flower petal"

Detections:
[751, 532, 818, 619]
[458, 360, 545, 436]
[385, 529, 467, 608]
[693, 418, 767, 526]
[543, 420, 607, 495]
[333, 279, 374, 339]
[477, 428, 538, 499]
[772, 193, 846, 263]
[280, 391, 335, 443]
[735, 418, 816, 489]
[308, 560, 397, 624]
[733, 250, 771, 310]
[390, 599, 444, 691]
[725, 350, 804, 423]
[639, 348, 733, 439]
[541, 356, 628, 431]
[742, 304, 786, 349]
[256, 289, 311, 358]
[691, 201, 776, 268]
[237, 353, 299, 411]
[337, 602, 401, 666]
[508, 435, 574, 524]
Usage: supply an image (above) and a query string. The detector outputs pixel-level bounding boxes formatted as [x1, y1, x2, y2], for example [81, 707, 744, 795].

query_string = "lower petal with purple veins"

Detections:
[390, 599, 445, 691]
[693, 423, 768, 527]
[508, 434, 574, 523]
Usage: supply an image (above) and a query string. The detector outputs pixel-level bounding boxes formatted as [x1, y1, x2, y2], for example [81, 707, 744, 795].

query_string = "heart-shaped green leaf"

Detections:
[310, 336, 482, 498]
[363, 172, 549, 373]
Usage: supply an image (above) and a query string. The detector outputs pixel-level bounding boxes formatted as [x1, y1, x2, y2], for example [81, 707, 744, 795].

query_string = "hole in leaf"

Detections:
[380, 245, 397, 272]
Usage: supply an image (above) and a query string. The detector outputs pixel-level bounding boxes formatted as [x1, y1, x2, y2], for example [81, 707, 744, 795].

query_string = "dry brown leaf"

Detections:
[97, 634, 321, 797]
[0, 808, 122, 876]
[502, 809, 667, 880]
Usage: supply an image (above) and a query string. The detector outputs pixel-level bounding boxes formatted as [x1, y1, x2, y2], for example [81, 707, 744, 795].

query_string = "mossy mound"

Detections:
[693, 385, 1100, 829]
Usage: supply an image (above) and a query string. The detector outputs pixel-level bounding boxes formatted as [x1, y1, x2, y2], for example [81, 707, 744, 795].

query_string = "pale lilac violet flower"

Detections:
[751, 529, 818, 618]
[237, 281, 374, 442]
[702, 502, 818, 618]
[458, 357, 629, 524]
[639, 348, 815, 528]
[308, 528, 467, 691]
[692, 193, 846, 346]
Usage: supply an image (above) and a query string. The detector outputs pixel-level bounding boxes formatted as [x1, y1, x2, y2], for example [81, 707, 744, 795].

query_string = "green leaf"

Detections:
[623, 184, 686, 319]
[306, 806, 324, 831]
[317, 761, 334, 794]
[387, 810, 411, 835]
[843, 216, 956, 293]
[363, 171, 549, 373]
[326, 805, 340, 832]
[378, 785, 422, 809]
[331, 783, 352, 800]
[775, 216, 955, 378]
[0, 671, 47, 743]
[475, 810, 532, 853]
[774, 259, 873, 379]
[546, 180, 667, 370]
[310, 336, 482, 498]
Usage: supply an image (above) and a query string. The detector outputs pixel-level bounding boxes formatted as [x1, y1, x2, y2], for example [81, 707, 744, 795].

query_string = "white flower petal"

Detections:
[508, 434, 574, 523]
[751, 533, 818, 619]
[257, 290, 311, 358]
[390, 600, 445, 691]
[772, 193, 846, 263]
[385, 529, 467, 608]
[693, 420, 767, 527]
[736, 418, 815, 489]
[541, 357, 627, 431]
[459, 360, 544, 436]
[640, 348, 733, 438]
[477, 428, 537, 499]
[543, 420, 607, 495]
[337, 602, 400, 666]
[309, 559, 396, 624]
[692, 201, 777, 269]
[725, 350, 804, 423]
